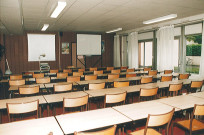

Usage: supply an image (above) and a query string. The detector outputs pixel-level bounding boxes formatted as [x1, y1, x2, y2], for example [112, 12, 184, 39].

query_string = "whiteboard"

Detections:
[27, 34, 56, 61]
[77, 34, 101, 55]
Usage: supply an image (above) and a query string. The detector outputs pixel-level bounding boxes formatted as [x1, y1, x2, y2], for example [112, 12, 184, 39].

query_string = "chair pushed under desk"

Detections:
[19, 85, 40, 97]
[188, 81, 203, 93]
[139, 87, 159, 102]
[54, 83, 72, 93]
[89, 82, 105, 90]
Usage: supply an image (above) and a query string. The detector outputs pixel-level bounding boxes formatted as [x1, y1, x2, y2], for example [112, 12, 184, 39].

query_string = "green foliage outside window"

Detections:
[186, 44, 201, 56]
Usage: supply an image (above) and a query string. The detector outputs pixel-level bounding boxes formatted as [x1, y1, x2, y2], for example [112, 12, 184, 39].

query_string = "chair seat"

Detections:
[177, 119, 204, 131]
[130, 128, 161, 135]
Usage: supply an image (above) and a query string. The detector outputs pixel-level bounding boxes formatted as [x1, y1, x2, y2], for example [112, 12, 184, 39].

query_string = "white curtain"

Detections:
[199, 21, 204, 79]
[114, 35, 120, 67]
[127, 32, 139, 68]
[121, 36, 128, 66]
[157, 25, 174, 71]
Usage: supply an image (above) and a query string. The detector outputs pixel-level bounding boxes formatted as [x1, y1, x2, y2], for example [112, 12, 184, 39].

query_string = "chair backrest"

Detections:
[114, 81, 129, 88]
[57, 72, 68, 78]
[161, 75, 173, 82]
[141, 76, 153, 84]
[33, 73, 44, 78]
[169, 83, 183, 92]
[190, 81, 203, 88]
[10, 74, 23, 80]
[73, 72, 83, 76]
[67, 76, 80, 82]
[94, 70, 103, 75]
[107, 67, 114, 71]
[164, 70, 173, 74]
[67, 65, 75, 68]
[126, 73, 137, 78]
[178, 73, 190, 80]
[85, 75, 97, 81]
[9, 79, 25, 86]
[54, 83, 72, 93]
[63, 95, 89, 113]
[63, 69, 72, 73]
[111, 69, 121, 73]
[108, 74, 119, 79]
[148, 70, 158, 75]
[7, 100, 39, 122]
[50, 69, 58, 73]
[105, 91, 127, 107]
[19, 85, 40, 96]
[74, 125, 117, 135]
[78, 68, 85, 72]
[140, 87, 159, 97]
[144, 67, 151, 71]
[121, 66, 128, 70]
[126, 68, 135, 72]
[144, 108, 175, 135]
[90, 67, 97, 71]
[89, 82, 105, 90]
[36, 77, 50, 84]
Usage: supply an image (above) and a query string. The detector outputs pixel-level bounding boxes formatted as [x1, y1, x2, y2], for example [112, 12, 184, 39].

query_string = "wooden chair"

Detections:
[57, 72, 68, 78]
[140, 76, 153, 84]
[126, 73, 137, 78]
[9, 79, 25, 86]
[74, 125, 117, 135]
[178, 73, 190, 80]
[49, 69, 58, 73]
[7, 100, 39, 122]
[139, 87, 159, 101]
[78, 68, 85, 72]
[63, 69, 72, 73]
[85, 75, 97, 81]
[161, 75, 173, 82]
[10, 74, 23, 80]
[63, 95, 89, 113]
[104, 91, 127, 108]
[143, 67, 151, 71]
[168, 83, 183, 97]
[94, 70, 103, 75]
[67, 76, 80, 82]
[108, 74, 119, 79]
[111, 69, 121, 73]
[130, 108, 175, 135]
[127, 68, 135, 72]
[33, 73, 44, 78]
[90, 67, 97, 71]
[148, 70, 158, 75]
[121, 66, 128, 70]
[54, 83, 72, 93]
[188, 81, 203, 93]
[164, 70, 173, 74]
[114, 81, 129, 88]
[172, 104, 204, 135]
[19, 85, 40, 96]
[36, 77, 50, 84]
[67, 65, 75, 68]
[107, 67, 114, 71]
[89, 82, 105, 90]
[73, 72, 83, 76]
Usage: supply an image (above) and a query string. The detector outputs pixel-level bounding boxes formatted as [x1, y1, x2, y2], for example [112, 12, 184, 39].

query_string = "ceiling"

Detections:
[0, 0, 204, 34]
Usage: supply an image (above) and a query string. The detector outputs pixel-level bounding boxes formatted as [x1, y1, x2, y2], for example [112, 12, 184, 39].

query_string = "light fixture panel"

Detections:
[143, 14, 177, 24]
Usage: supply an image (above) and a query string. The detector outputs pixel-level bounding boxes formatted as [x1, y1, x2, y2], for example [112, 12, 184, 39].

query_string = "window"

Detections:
[139, 41, 153, 67]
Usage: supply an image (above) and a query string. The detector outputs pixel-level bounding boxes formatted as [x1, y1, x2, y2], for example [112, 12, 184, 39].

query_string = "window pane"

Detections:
[185, 34, 202, 74]
[145, 41, 152, 66]
[139, 42, 144, 66]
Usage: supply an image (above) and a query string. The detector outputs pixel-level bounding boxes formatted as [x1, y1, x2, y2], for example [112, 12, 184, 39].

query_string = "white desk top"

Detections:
[0, 96, 46, 110]
[113, 101, 177, 121]
[56, 108, 131, 134]
[43, 91, 89, 103]
[0, 116, 63, 135]
[9, 84, 45, 91]
[44, 82, 78, 88]
[155, 95, 204, 110]
[85, 88, 126, 97]
[188, 91, 204, 99]
[76, 79, 107, 85]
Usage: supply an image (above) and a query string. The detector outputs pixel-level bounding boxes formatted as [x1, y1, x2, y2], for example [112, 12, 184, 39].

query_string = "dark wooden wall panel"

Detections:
[2, 32, 114, 74]
[0, 34, 5, 74]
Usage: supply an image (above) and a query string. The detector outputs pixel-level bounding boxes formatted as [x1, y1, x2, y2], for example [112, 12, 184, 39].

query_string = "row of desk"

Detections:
[0, 91, 204, 135]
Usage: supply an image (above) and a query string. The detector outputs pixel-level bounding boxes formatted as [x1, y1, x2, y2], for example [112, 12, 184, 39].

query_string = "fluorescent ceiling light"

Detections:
[41, 24, 49, 31]
[51, 1, 67, 18]
[143, 14, 177, 24]
[106, 28, 122, 33]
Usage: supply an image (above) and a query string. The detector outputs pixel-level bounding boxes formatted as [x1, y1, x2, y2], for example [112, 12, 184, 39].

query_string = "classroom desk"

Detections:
[9, 84, 45, 91]
[0, 116, 64, 135]
[188, 91, 204, 99]
[85, 88, 126, 97]
[113, 101, 178, 121]
[0, 95, 47, 123]
[155, 95, 204, 110]
[44, 82, 78, 89]
[55, 108, 131, 135]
